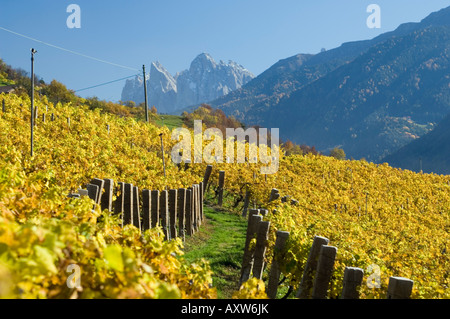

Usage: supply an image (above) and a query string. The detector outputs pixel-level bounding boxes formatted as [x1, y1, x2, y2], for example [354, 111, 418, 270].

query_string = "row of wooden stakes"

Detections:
[240, 209, 415, 299]
[69, 178, 206, 241]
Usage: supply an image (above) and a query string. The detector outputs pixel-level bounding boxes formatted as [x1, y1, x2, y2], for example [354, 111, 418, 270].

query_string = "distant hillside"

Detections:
[206, 7, 447, 124]
[382, 113, 450, 175]
[264, 25, 450, 161]
[208, 6, 450, 162]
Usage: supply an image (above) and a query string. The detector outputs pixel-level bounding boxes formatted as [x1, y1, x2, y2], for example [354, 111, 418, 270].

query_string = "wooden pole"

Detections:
[169, 189, 178, 239]
[269, 188, 280, 202]
[142, 189, 151, 231]
[89, 178, 104, 205]
[341, 267, 364, 299]
[203, 165, 213, 193]
[311, 245, 338, 299]
[192, 184, 198, 232]
[159, 133, 167, 180]
[240, 213, 263, 285]
[177, 188, 187, 241]
[296, 236, 330, 299]
[151, 190, 160, 228]
[199, 181, 204, 222]
[100, 179, 114, 212]
[218, 170, 225, 206]
[387, 277, 414, 299]
[185, 188, 193, 236]
[30, 48, 37, 157]
[132, 186, 141, 231]
[160, 190, 169, 240]
[113, 182, 125, 215]
[252, 220, 270, 280]
[267, 231, 289, 299]
[122, 183, 134, 227]
[86, 184, 99, 205]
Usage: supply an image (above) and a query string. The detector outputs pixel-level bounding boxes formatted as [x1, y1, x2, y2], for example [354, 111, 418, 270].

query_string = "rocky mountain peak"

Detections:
[149, 61, 177, 94]
[121, 53, 254, 114]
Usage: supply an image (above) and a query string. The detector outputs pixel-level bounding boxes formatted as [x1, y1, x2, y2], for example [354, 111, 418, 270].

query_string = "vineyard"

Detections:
[1, 91, 450, 299]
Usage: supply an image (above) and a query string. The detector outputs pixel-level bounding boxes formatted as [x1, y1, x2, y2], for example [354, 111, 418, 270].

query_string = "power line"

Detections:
[75, 74, 139, 92]
[0, 26, 139, 72]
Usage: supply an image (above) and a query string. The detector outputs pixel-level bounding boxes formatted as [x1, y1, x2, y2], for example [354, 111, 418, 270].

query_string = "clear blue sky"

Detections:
[1, 0, 449, 102]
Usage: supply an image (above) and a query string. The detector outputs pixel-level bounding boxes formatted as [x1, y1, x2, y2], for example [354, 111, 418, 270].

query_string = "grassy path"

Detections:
[182, 205, 248, 299]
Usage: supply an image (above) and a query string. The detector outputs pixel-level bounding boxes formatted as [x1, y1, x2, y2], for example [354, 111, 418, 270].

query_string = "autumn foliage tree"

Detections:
[329, 147, 346, 160]
[182, 104, 243, 134]
[282, 139, 319, 156]
[40, 79, 77, 105]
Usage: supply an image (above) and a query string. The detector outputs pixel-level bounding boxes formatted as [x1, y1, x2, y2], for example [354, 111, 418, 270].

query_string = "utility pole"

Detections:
[143, 65, 149, 123]
[30, 48, 37, 157]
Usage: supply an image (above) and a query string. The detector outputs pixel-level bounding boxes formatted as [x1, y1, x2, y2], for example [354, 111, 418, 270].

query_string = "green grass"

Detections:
[182, 204, 248, 299]
[155, 114, 184, 130]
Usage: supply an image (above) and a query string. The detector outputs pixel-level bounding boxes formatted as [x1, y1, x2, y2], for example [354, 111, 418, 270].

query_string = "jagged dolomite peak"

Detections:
[121, 53, 254, 113]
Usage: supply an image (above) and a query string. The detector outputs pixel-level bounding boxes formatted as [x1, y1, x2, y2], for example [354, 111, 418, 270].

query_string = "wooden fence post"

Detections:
[387, 277, 414, 299]
[199, 181, 204, 223]
[132, 186, 141, 231]
[312, 245, 338, 299]
[89, 178, 104, 205]
[242, 190, 250, 217]
[239, 209, 261, 286]
[186, 188, 193, 236]
[2, 99, 5, 113]
[151, 190, 160, 228]
[252, 220, 270, 280]
[218, 171, 225, 206]
[296, 236, 330, 299]
[191, 185, 198, 233]
[193, 184, 200, 232]
[184, 159, 191, 170]
[113, 182, 124, 215]
[169, 189, 178, 239]
[203, 165, 213, 193]
[267, 230, 290, 299]
[87, 184, 99, 205]
[160, 190, 170, 240]
[196, 184, 202, 227]
[178, 188, 187, 241]
[341, 267, 364, 299]
[142, 189, 151, 231]
[269, 188, 280, 202]
[122, 183, 134, 226]
[100, 179, 113, 212]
